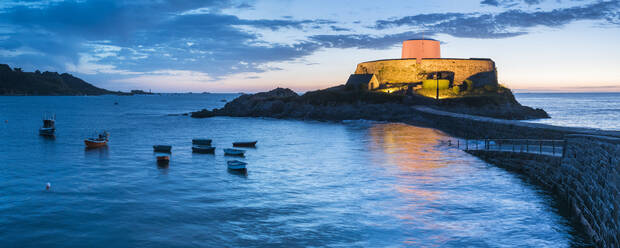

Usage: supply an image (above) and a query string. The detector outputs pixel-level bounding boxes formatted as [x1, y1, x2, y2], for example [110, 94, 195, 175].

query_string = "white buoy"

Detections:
[46, 182, 51, 190]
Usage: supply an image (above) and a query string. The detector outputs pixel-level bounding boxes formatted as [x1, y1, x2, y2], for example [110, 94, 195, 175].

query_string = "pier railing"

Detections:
[450, 139, 565, 157]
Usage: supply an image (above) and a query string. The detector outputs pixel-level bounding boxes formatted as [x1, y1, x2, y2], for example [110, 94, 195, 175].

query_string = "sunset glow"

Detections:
[1, 0, 619, 92]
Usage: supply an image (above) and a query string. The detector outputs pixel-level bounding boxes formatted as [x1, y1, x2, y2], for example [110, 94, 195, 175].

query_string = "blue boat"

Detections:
[227, 160, 247, 171]
[224, 148, 245, 156]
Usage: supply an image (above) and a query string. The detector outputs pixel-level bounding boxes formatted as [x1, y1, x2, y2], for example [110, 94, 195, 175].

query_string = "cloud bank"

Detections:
[0, 0, 618, 89]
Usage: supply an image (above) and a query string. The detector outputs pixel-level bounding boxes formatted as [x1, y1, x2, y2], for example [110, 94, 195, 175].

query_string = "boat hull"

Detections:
[192, 139, 212, 146]
[223, 148, 245, 156]
[233, 141, 257, 147]
[153, 145, 172, 153]
[192, 146, 215, 154]
[84, 139, 107, 148]
[227, 160, 247, 171]
[39, 128, 55, 136]
[157, 156, 170, 167]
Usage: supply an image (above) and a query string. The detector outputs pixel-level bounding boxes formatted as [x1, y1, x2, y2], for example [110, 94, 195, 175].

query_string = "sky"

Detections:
[1, 0, 619, 93]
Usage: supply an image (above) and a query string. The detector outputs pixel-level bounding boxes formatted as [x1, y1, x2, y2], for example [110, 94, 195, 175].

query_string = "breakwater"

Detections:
[415, 106, 619, 247]
[412, 106, 620, 140]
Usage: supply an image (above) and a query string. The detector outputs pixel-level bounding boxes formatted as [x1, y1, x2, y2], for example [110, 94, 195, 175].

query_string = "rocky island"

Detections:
[192, 39, 548, 122]
[191, 85, 548, 122]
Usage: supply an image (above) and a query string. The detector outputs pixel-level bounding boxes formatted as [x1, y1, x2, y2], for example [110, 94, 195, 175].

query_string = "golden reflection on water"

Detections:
[368, 123, 451, 172]
[368, 123, 456, 243]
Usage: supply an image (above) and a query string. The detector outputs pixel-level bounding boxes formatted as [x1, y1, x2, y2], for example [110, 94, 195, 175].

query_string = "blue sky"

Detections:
[1, 0, 619, 92]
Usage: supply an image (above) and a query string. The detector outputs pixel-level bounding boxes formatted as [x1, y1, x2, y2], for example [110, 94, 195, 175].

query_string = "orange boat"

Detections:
[156, 155, 170, 167]
[84, 131, 109, 149]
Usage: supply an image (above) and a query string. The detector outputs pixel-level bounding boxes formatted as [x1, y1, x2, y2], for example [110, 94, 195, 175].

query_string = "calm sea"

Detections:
[1, 93, 606, 247]
[515, 92, 620, 131]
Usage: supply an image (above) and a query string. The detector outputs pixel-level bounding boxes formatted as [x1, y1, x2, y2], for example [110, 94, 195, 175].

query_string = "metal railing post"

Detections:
[526, 140, 529, 153]
[539, 141, 542, 154]
[552, 140, 555, 155]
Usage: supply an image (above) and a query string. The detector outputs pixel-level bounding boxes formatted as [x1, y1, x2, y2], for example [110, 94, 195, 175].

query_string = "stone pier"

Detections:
[415, 106, 620, 247]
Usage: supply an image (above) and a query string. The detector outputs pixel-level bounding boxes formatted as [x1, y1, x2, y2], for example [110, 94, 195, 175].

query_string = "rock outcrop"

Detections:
[191, 86, 548, 121]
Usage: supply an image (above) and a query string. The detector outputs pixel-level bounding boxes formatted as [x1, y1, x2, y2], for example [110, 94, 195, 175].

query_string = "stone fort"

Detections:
[346, 39, 499, 93]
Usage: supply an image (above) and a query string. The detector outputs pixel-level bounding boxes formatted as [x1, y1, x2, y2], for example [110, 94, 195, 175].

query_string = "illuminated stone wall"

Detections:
[354, 58, 497, 87]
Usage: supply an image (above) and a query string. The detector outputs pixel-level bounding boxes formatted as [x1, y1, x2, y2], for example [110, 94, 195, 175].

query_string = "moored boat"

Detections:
[192, 139, 212, 146]
[153, 145, 172, 153]
[84, 131, 109, 149]
[233, 141, 257, 147]
[192, 145, 215, 154]
[39, 115, 56, 137]
[157, 155, 170, 166]
[223, 148, 245, 156]
[227, 160, 247, 171]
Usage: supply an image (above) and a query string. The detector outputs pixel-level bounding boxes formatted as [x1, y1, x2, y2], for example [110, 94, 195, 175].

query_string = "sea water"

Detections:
[0, 94, 597, 247]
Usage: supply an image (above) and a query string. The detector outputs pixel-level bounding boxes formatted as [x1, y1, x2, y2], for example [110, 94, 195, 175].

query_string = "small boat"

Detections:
[224, 148, 245, 156]
[233, 141, 257, 147]
[157, 155, 170, 166]
[192, 139, 212, 146]
[39, 115, 56, 136]
[192, 145, 215, 154]
[153, 145, 172, 153]
[227, 160, 247, 171]
[84, 131, 109, 148]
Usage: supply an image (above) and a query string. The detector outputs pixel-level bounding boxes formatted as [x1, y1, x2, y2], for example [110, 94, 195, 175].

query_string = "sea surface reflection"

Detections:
[0, 95, 585, 247]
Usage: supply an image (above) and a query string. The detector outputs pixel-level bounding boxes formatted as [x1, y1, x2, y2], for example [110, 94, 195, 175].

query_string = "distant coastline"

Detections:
[0, 64, 153, 96]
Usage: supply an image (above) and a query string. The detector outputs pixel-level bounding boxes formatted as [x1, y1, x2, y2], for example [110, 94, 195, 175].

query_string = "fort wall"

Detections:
[354, 58, 497, 87]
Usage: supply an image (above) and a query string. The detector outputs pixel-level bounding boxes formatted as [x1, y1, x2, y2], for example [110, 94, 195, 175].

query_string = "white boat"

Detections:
[227, 160, 247, 170]
[224, 148, 245, 156]
[39, 115, 56, 136]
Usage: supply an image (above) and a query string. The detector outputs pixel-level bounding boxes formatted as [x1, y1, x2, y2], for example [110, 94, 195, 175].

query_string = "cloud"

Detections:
[309, 31, 432, 50]
[0, 0, 338, 78]
[481, 0, 501, 6]
[481, 0, 545, 7]
[1, 0, 619, 90]
[374, 1, 620, 38]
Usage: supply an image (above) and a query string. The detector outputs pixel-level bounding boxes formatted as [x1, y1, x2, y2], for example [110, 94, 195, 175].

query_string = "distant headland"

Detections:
[0, 64, 151, 96]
